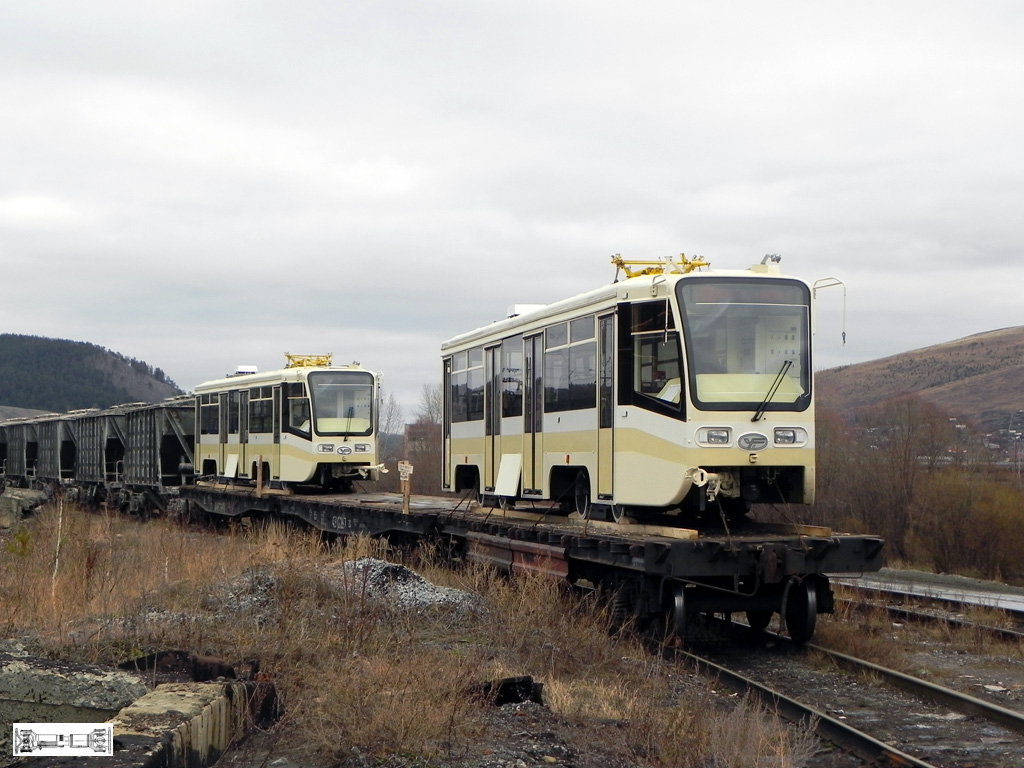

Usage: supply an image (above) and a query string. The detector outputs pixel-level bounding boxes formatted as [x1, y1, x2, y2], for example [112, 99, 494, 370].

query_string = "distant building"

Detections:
[404, 421, 442, 455]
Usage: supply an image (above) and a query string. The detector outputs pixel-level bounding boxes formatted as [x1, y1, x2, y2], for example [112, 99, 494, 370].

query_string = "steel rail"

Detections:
[836, 596, 1024, 644]
[804, 641, 1024, 735]
[836, 580, 1024, 622]
[679, 649, 937, 767]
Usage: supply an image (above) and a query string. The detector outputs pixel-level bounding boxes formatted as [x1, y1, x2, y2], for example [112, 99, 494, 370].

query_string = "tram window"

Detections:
[544, 316, 597, 412]
[570, 316, 594, 342]
[599, 315, 614, 429]
[218, 393, 228, 440]
[569, 343, 596, 409]
[544, 347, 569, 411]
[546, 323, 567, 348]
[249, 387, 274, 433]
[451, 370, 468, 422]
[284, 382, 310, 436]
[228, 390, 240, 434]
[467, 366, 484, 421]
[450, 346, 484, 423]
[199, 394, 219, 435]
[501, 336, 523, 418]
[627, 301, 683, 411]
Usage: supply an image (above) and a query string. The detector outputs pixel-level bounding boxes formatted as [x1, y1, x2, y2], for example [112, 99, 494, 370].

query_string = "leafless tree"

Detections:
[414, 383, 442, 425]
[376, 390, 405, 491]
[379, 390, 405, 438]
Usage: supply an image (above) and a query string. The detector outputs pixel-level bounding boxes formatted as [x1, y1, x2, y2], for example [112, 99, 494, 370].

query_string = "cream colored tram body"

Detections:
[194, 355, 381, 490]
[441, 256, 815, 522]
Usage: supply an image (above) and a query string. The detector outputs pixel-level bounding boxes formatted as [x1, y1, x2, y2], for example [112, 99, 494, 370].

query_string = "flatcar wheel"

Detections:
[669, 582, 688, 639]
[574, 471, 591, 519]
[746, 610, 773, 633]
[783, 577, 817, 644]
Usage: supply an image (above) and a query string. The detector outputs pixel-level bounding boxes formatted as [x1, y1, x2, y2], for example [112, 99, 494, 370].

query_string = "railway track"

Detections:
[833, 572, 1024, 620]
[833, 577, 1024, 644]
[681, 627, 1024, 767]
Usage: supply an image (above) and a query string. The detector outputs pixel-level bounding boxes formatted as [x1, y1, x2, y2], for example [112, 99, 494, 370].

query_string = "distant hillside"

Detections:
[817, 326, 1024, 434]
[0, 334, 182, 413]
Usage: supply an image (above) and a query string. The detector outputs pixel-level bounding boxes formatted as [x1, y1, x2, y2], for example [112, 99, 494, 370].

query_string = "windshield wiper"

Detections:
[344, 405, 354, 440]
[752, 360, 792, 422]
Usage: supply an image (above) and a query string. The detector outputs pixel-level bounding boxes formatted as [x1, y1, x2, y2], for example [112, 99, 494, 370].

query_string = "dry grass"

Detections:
[814, 587, 1024, 681]
[2, 501, 820, 767]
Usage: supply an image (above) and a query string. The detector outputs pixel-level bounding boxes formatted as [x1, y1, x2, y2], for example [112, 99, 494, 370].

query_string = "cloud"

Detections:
[0, 1, 1022, 414]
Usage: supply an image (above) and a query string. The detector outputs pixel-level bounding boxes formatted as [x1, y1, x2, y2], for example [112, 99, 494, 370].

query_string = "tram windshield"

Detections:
[677, 278, 811, 412]
[308, 371, 375, 436]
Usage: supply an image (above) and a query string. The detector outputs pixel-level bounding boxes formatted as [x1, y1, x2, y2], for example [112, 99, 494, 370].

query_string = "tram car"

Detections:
[193, 354, 383, 491]
[441, 254, 815, 522]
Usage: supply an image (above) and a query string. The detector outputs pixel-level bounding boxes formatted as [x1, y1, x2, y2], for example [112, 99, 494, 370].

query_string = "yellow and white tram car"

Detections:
[441, 255, 815, 522]
[194, 354, 382, 491]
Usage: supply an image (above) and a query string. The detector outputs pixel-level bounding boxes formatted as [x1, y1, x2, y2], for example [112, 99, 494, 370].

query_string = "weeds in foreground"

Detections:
[814, 587, 1024, 683]
[1, 502, 819, 767]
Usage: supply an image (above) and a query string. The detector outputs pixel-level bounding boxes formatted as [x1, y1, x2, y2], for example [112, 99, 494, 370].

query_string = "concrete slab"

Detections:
[11, 680, 278, 767]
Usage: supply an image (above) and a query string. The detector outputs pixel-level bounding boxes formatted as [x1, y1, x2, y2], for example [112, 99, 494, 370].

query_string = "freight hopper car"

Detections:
[0, 396, 195, 512]
[441, 254, 817, 525]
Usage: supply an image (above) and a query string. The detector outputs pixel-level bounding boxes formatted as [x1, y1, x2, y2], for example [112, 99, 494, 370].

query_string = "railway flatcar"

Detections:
[193, 354, 383, 491]
[441, 254, 814, 523]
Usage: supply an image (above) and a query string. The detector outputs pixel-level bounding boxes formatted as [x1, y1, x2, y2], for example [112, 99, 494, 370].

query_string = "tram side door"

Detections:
[217, 392, 229, 477]
[483, 345, 501, 492]
[239, 390, 249, 477]
[442, 360, 452, 491]
[523, 334, 544, 495]
[272, 385, 281, 481]
[597, 314, 614, 501]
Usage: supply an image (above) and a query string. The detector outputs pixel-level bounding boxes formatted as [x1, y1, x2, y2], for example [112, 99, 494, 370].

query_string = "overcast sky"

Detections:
[1, 1, 1021, 416]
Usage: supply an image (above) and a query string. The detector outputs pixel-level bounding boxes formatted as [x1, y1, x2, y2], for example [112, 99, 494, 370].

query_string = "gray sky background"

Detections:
[2, 1, 1022, 416]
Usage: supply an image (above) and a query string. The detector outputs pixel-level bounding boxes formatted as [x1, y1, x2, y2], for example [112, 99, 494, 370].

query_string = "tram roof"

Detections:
[192, 364, 375, 393]
[440, 263, 803, 352]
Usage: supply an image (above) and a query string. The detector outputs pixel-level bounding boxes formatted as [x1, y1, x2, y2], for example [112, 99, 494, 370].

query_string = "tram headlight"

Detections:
[699, 428, 731, 445]
[773, 428, 806, 445]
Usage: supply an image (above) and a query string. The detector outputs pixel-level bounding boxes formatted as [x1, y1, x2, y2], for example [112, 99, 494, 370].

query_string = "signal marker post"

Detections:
[398, 461, 413, 514]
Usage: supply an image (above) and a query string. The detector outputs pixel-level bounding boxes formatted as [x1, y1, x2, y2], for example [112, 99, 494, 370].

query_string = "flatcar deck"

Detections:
[182, 489, 880, 593]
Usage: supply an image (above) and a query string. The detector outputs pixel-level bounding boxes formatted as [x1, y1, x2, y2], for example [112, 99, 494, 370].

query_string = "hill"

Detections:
[0, 334, 182, 413]
[816, 326, 1024, 434]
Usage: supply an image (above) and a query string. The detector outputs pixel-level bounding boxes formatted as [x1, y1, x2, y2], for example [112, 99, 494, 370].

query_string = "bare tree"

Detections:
[376, 391, 405, 491]
[379, 390, 405, 438]
[414, 383, 442, 425]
